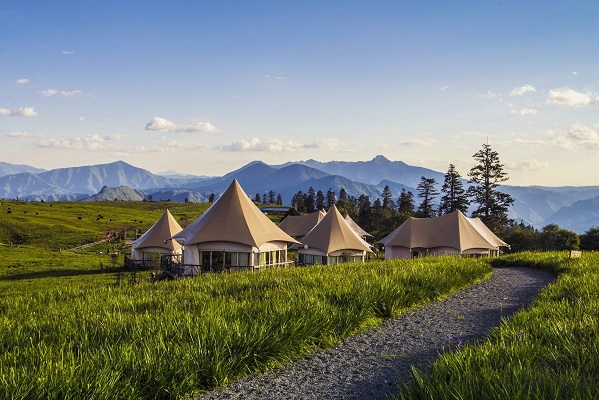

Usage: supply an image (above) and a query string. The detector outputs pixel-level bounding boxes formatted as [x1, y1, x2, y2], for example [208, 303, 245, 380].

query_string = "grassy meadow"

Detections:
[0, 200, 211, 296]
[0, 257, 491, 399]
[399, 251, 599, 400]
[1, 200, 597, 399]
[0, 199, 493, 398]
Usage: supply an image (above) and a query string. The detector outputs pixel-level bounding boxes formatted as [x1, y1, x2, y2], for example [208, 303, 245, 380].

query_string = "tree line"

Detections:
[283, 143, 598, 251]
[286, 143, 515, 240]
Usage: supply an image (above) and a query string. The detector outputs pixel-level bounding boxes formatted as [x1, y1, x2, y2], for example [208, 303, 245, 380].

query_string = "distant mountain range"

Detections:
[1, 157, 598, 233]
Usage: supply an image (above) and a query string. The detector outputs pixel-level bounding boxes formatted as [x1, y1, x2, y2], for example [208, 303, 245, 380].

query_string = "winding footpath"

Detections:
[198, 267, 556, 400]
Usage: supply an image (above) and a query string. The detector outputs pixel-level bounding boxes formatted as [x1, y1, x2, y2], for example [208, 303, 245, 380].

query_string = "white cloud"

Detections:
[510, 84, 536, 96]
[165, 140, 206, 150]
[511, 108, 538, 116]
[0, 107, 38, 117]
[16, 78, 30, 84]
[545, 87, 597, 107]
[304, 138, 345, 149]
[183, 122, 219, 133]
[39, 89, 82, 97]
[554, 123, 599, 149]
[510, 159, 549, 172]
[219, 137, 304, 152]
[105, 133, 126, 140]
[38, 134, 120, 150]
[145, 117, 178, 131]
[480, 91, 499, 99]
[62, 51, 75, 55]
[502, 138, 547, 145]
[145, 117, 219, 133]
[7, 131, 41, 138]
[400, 138, 438, 146]
[440, 86, 448, 91]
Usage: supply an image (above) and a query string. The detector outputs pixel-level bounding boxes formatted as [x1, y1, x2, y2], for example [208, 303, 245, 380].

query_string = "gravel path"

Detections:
[198, 267, 556, 400]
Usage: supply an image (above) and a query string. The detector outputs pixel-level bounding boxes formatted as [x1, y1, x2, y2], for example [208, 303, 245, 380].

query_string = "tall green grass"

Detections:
[0, 201, 211, 249]
[399, 251, 599, 400]
[0, 257, 490, 399]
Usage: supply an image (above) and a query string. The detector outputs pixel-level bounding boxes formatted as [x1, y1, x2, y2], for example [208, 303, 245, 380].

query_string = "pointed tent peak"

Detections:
[301, 204, 372, 254]
[278, 210, 326, 238]
[344, 214, 372, 237]
[173, 179, 298, 247]
[132, 208, 183, 252]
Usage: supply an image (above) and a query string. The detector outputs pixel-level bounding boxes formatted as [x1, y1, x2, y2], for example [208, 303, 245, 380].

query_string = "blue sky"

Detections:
[2, 1, 598, 185]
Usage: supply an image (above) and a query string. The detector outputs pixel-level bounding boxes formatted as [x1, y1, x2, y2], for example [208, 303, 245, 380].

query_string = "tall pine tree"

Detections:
[397, 189, 415, 215]
[467, 143, 514, 233]
[415, 177, 439, 218]
[438, 164, 469, 215]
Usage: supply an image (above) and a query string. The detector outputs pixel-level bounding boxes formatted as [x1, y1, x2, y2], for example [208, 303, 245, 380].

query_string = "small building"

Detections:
[171, 179, 299, 275]
[378, 210, 509, 259]
[297, 205, 373, 265]
[129, 209, 183, 268]
[278, 209, 326, 243]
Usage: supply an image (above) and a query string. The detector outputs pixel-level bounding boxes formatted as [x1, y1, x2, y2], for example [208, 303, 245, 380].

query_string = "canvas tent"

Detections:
[172, 179, 299, 275]
[379, 210, 509, 259]
[344, 214, 372, 239]
[130, 209, 183, 266]
[297, 205, 373, 265]
[278, 209, 326, 242]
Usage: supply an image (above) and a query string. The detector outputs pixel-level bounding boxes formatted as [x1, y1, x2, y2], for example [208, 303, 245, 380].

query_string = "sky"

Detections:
[1, 1, 599, 186]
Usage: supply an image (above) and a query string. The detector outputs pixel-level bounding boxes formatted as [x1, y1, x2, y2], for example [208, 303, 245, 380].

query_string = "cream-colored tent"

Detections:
[130, 209, 183, 265]
[298, 205, 372, 265]
[278, 210, 326, 242]
[379, 210, 508, 259]
[344, 214, 372, 239]
[172, 179, 299, 275]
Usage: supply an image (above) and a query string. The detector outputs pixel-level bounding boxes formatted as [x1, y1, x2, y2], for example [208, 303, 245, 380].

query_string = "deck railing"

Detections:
[160, 260, 295, 278]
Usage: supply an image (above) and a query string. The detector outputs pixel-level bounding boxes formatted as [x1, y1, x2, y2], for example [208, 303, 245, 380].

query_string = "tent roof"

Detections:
[300, 205, 372, 254]
[469, 217, 509, 248]
[173, 179, 299, 247]
[132, 209, 183, 252]
[278, 210, 326, 237]
[344, 214, 372, 237]
[379, 210, 508, 252]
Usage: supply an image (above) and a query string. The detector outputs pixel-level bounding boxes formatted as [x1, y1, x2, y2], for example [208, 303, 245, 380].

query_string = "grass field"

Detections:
[398, 251, 599, 400]
[0, 257, 490, 399]
[1, 201, 596, 399]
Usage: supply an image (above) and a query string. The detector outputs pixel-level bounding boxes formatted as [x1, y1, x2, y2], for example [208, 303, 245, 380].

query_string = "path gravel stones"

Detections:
[198, 267, 556, 400]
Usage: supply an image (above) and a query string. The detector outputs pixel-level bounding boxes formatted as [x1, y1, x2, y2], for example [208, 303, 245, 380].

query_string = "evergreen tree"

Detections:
[254, 193, 261, 204]
[397, 189, 415, 215]
[276, 194, 283, 206]
[438, 164, 469, 215]
[291, 191, 306, 212]
[357, 194, 372, 233]
[268, 190, 276, 204]
[208, 193, 215, 203]
[381, 185, 395, 210]
[415, 177, 439, 218]
[325, 188, 336, 210]
[316, 190, 325, 210]
[467, 143, 514, 233]
[305, 186, 316, 213]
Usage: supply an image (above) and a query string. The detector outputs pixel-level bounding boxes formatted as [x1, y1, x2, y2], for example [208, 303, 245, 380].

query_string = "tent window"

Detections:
[201, 251, 211, 266]
[238, 252, 249, 267]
